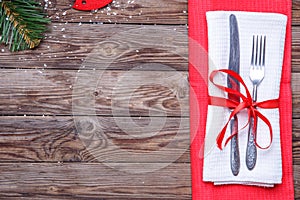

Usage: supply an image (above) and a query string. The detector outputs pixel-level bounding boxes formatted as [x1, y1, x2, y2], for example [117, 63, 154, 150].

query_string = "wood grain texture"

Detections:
[44, 0, 188, 25]
[3, 115, 300, 166]
[0, 116, 189, 163]
[0, 69, 189, 116]
[294, 165, 300, 199]
[1, 23, 300, 72]
[293, 26, 300, 73]
[293, 0, 300, 26]
[0, 24, 188, 70]
[0, 69, 300, 118]
[0, 163, 191, 199]
[42, 0, 300, 25]
[292, 73, 300, 119]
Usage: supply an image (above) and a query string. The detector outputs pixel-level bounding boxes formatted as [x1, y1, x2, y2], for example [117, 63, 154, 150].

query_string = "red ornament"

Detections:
[73, 0, 112, 11]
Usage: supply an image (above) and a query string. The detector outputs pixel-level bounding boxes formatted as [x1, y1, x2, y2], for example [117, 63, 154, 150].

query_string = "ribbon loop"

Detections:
[209, 69, 278, 150]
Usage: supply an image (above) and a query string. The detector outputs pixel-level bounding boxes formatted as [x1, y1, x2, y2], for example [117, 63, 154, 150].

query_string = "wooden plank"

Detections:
[293, 119, 300, 167]
[1, 23, 300, 72]
[2, 115, 300, 164]
[292, 73, 300, 118]
[0, 117, 300, 198]
[293, 0, 300, 26]
[0, 116, 189, 163]
[1, 69, 300, 117]
[0, 69, 189, 116]
[43, 0, 300, 26]
[44, 0, 188, 25]
[292, 26, 300, 73]
[0, 24, 188, 70]
[0, 163, 191, 199]
[294, 165, 300, 199]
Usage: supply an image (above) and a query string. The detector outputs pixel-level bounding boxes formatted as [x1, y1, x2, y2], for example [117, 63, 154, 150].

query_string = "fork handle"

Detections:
[246, 116, 257, 170]
[252, 84, 258, 102]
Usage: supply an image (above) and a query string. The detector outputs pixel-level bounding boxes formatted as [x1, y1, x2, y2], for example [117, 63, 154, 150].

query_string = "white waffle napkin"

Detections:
[203, 11, 287, 186]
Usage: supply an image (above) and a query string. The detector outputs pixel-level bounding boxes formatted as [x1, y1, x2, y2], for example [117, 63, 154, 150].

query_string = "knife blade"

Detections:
[228, 14, 240, 176]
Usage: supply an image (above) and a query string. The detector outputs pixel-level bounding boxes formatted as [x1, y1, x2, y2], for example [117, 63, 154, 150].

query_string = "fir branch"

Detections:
[0, 0, 50, 51]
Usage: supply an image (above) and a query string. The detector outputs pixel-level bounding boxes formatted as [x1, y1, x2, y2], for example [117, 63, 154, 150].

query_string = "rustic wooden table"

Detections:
[0, 0, 298, 199]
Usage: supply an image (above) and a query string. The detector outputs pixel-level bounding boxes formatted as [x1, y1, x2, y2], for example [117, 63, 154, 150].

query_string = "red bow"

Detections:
[209, 69, 279, 150]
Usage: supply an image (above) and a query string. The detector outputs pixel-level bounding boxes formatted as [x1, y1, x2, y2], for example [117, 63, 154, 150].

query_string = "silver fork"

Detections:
[246, 35, 266, 170]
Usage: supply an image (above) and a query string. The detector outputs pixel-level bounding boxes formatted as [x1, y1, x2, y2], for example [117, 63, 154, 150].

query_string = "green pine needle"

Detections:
[0, 0, 50, 52]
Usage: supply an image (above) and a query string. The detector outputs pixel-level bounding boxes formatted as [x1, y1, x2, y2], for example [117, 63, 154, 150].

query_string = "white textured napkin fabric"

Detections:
[203, 11, 287, 186]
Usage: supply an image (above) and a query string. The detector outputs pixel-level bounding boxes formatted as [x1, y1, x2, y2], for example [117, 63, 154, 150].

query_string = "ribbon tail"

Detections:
[209, 96, 238, 108]
[216, 102, 248, 150]
[216, 125, 228, 150]
[253, 110, 273, 149]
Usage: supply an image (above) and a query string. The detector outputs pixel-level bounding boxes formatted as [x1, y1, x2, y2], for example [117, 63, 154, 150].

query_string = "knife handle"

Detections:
[230, 116, 240, 176]
[246, 117, 257, 170]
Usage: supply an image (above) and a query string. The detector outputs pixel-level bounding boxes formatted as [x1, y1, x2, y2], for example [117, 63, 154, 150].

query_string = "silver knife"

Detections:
[228, 14, 240, 176]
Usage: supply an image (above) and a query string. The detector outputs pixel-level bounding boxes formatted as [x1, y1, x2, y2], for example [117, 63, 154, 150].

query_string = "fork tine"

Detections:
[259, 36, 263, 66]
[255, 35, 259, 66]
[251, 35, 266, 67]
[262, 36, 266, 66]
[251, 35, 255, 66]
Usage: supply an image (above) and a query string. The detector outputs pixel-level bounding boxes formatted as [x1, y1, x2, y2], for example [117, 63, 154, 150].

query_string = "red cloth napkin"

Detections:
[188, 0, 294, 199]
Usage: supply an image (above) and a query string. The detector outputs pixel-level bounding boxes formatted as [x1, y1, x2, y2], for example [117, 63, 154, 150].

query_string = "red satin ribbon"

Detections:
[209, 69, 279, 150]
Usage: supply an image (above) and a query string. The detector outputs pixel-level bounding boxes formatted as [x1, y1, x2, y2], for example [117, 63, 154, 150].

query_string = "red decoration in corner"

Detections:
[73, 0, 112, 11]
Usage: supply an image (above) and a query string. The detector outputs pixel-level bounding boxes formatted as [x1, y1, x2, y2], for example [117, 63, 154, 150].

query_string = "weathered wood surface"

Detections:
[42, 0, 300, 25]
[0, 69, 189, 116]
[44, 0, 188, 25]
[2, 24, 300, 71]
[0, 24, 188, 70]
[0, 163, 191, 199]
[0, 116, 190, 163]
[0, 0, 299, 199]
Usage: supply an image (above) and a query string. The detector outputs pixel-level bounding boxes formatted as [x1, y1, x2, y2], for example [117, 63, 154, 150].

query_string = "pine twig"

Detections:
[0, 0, 50, 52]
